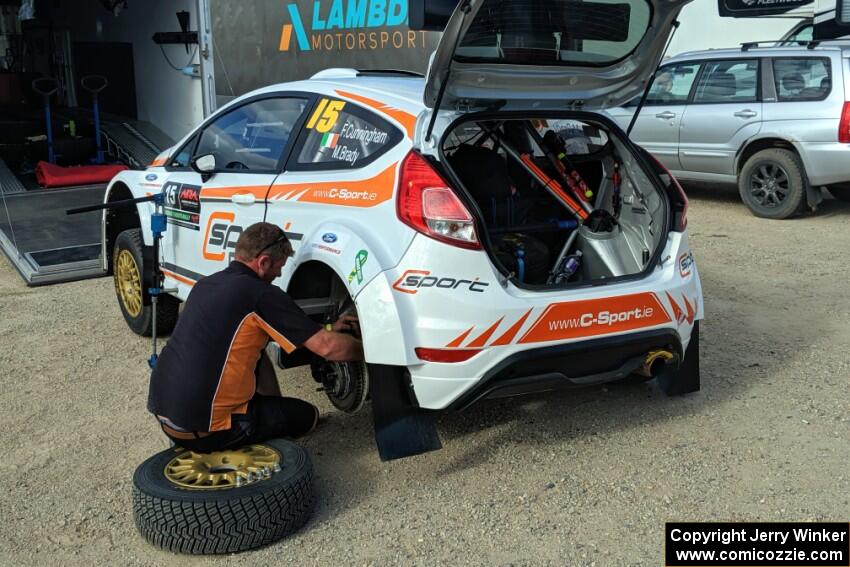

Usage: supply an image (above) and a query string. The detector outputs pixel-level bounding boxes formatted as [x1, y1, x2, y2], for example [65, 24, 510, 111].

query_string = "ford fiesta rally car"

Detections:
[103, 0, 702, 459]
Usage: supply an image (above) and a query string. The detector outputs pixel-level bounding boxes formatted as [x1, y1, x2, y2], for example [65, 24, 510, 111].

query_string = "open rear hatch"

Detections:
[424, 0, 691, 112]
[415, 0, 690, 289]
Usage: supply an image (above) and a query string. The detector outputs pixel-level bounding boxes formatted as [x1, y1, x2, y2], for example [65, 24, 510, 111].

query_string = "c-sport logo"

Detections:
[392, 270, 489, 295]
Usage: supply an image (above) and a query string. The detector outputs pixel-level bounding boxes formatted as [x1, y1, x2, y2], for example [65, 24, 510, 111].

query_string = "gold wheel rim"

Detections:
[164, 445, 282, 490]
[115, 249, 142, 318]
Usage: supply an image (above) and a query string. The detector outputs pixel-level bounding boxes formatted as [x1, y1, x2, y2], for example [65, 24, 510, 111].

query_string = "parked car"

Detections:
[607, 44, 850, 219]
[102, 0, 702, 459]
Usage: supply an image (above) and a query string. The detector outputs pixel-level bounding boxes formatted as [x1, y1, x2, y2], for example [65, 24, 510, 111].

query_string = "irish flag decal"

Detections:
[320, 132, 339, 149]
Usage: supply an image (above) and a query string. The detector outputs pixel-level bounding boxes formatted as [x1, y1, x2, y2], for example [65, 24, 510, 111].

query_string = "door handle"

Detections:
[655, 111, 676, 119]
[231, 193, 256, 205]
[734, 109, 758, 119]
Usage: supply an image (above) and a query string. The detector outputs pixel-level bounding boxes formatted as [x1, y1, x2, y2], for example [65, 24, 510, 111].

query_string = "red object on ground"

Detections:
[35, 161, 128, 188]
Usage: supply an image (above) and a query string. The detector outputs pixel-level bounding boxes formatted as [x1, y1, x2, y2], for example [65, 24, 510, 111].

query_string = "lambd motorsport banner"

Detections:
[211, 0, 441, 98]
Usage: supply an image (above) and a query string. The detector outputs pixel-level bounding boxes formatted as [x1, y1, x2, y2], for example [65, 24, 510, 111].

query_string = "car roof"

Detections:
[665, 43, 850, 65]
[235, 71, 427, 114]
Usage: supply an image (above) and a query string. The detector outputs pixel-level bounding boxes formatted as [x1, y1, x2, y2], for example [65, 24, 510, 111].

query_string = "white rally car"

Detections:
[104, 0, 701, 459]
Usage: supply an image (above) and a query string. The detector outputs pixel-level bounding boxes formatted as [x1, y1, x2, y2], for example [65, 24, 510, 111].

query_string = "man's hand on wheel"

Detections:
[332, 314, 359, 334]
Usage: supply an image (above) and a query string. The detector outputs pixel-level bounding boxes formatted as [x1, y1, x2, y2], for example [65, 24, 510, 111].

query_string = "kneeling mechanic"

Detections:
[147, 222, 363, 451]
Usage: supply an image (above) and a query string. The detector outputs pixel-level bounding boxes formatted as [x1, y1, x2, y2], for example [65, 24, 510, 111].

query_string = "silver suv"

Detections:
[607, 44, 850, 219]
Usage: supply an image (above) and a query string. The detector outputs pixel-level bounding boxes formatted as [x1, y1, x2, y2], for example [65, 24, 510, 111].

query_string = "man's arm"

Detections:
[303, 330, 364, 361]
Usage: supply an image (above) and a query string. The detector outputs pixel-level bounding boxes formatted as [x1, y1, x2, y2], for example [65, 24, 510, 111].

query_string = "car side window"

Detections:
[194, 97, 309, 172]
[169, 134, 198, 168]
[780, 24, 813, 46]
[645, 63, 700, 105]
[772, 58, 831, 102]
[289, 97, 402, 171]
[692, 59, 759, 104]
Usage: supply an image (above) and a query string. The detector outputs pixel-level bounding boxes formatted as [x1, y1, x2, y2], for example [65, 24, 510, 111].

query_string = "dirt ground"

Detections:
[0, 185, 848, 566]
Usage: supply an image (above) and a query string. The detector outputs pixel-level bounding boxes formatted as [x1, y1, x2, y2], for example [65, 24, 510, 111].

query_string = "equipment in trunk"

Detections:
[444, 117, 666, 287]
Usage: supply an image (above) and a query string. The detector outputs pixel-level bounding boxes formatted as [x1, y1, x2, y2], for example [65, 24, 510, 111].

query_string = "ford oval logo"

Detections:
[322, 233, 337, 243]
[145, 173, 158, 181]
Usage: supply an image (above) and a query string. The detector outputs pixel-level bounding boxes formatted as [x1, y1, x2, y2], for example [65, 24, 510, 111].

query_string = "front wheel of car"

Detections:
[113, 228, 179, 336]
[738, 148, 806, 219]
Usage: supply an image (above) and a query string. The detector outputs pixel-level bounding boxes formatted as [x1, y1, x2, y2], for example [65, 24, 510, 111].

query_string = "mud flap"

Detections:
[658, 321, 700, 396]
[369, 364, 442, 461]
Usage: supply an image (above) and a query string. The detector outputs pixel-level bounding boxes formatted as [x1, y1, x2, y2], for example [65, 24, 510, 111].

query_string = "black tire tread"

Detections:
[738, 148, 806, 220]
[132, 442, 314, 554]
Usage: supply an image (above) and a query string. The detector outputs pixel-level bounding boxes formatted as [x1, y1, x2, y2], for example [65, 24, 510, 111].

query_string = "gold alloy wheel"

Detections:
[164, 445, 282, 490]
[115, 249, 143, 317]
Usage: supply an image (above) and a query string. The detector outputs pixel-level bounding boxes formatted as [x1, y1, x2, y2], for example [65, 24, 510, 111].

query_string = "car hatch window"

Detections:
[194, 97, 309, 172]
[289, 97, 402, 171]
[772, 58, 831, 102]
[645, 63, 700, 105]
[692, 59, 759, 104]
[454, 0, 652, 66]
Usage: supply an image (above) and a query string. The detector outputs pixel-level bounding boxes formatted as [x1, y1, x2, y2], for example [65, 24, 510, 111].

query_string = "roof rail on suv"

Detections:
[741, 39, 850, 51]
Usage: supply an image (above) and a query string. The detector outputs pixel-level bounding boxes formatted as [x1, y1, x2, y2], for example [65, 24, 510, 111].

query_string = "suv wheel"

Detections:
[738, 148, 806, 219]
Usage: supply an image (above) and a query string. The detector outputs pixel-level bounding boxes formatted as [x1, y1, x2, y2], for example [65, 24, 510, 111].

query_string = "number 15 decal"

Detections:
[306, 98, 345, 133]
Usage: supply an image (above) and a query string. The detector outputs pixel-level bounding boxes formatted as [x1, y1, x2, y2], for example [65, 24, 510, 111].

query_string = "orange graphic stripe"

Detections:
[490, 309, 533, 346]
[203, 211, 235, 261]
[150, 157, 167, 167]
[335, 89, 416, 139]
[267, 163, 397, 207]
[446, 326, 474, 348]
[666, 291, 684, 323]
[200, 185, 269, 200]
[279, 24, 292, 51]
[161, 268, 195, 287]
[466, 317, 504, 348]
[518, 292, 671, 344]
[682, 294, 696, 325]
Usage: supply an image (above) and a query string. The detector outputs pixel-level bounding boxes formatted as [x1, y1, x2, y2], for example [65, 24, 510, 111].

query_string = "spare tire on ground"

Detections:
[132, 439, 314, 554]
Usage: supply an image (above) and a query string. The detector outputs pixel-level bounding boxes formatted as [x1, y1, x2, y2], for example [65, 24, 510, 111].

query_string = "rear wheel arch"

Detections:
[736, 137, 802, 176]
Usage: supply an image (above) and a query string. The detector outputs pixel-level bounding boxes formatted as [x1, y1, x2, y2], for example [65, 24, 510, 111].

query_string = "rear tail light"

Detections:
[649, 154, 688, 232]
[839, 102, 850, 144]
[397, 151, 481, 250]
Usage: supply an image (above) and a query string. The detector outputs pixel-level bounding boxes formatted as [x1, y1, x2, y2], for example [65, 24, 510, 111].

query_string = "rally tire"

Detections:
[132, 438, 314, 554]
[738, 149, 806, 219]
[113, 229, 179, 336]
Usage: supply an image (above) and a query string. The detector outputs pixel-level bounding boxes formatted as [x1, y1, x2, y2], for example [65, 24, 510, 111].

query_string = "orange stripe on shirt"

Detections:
[254, 314, 297, 354]
[208, 314, 268, 431]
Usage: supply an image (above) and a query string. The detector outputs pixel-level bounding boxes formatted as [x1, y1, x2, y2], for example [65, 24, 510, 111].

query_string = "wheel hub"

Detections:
[164, 445, 281, 490]
[750, 163, 789, 207]
[115, 249, 143, 317]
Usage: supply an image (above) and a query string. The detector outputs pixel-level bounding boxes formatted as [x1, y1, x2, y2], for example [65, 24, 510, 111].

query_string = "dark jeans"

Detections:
[164, 394, 318, 452]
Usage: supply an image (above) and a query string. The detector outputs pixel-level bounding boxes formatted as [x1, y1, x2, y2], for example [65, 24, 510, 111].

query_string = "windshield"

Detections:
[454, 0, 652, 66]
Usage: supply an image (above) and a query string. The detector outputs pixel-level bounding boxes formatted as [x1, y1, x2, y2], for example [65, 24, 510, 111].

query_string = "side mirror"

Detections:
[191, 153, 216, 182]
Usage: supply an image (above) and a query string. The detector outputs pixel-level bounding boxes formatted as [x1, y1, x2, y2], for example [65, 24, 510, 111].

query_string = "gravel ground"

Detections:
[1, 185, 848, 566]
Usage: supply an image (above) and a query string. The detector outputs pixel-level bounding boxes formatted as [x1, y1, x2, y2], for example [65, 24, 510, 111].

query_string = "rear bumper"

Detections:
[797, 142, 850, 186]
[446, 328, 682, 410]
